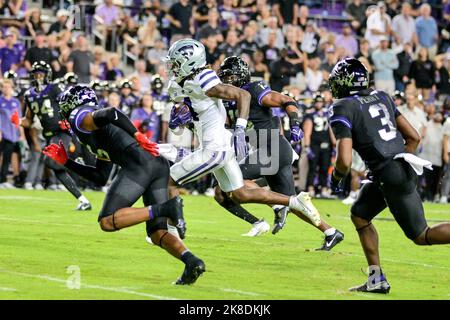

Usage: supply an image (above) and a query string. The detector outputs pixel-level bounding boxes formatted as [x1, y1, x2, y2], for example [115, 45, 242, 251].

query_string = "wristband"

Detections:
[236, 118, 248, 128]
[282, 101, 297, 110]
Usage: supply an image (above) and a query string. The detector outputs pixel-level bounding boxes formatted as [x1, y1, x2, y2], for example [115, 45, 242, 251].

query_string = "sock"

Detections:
[148, 198, 177, 220]
[288, 196, 298, 210]
[220, 197, 259, 224]
[324, 228, 336, 237]
[78, 195, 89, 203]
[181, 250, 195, 264]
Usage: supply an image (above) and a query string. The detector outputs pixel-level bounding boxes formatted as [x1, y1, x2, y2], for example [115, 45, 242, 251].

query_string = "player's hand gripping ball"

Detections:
[169, 103, 193, 130]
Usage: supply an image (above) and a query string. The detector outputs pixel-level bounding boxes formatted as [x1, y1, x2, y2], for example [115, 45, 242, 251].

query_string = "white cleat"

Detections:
[342, 195, 356, 205]
[439, 196, 448, 204]
[241, 219, 270, 237]
[290, 192, 322, 226]
[34, 184, 44, 190]
[24, 182, 34, 190]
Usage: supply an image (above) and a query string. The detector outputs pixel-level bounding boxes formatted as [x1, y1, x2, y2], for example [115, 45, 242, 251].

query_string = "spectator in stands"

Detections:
[91, 46, 107, 80]
[239, 21, 259, 56]
[394, 42, 414, 91]
[273, 0, 298, 26]
[345, 0, 367, 35]
[67, 35, 94, 84]
[131, 94, 160, 143]
[204, 35, 220, 67]
[106, 91, 122, 109]
[415, 3, 438, 59]
[24, 32, 60, 72]
[320, 46, 337, 78]
[119, 15, 139, 47]
[194, 0, 217, 28]
[421, 112, 444, 202]
[409, 47, 435, 101]
[0, 28, 25, 75]
[24, 8, 44, 37]
[440, 115, 450, 203]
[0, 79, 24, 188]
[166, 0, 194, 44]
[251, 49, 269, 81]
[398, 93, 428, 141]
[435, 56, 450, 102]
[364, 1, 392, 49]
[300, 21, 320, 58]
[218, 0, 237, 29]
[285, 25, 305, 71]
[260, 31, 279, 66]
[392, 2, 417, 47]
[304, 56, 323, 92]
[297, 5, 309, 31]
[47, 9, 69, 35]
[371, 36, 398, 95]
[219, 30, 242, 59]
[95, 0, 122, 27]
[146, 39, 167, 72]
[197, 8, 223, 43]
[137, 15, 161, 48]
[129, 59, 152, 93]
[269, 48, 294, 92]
[0, 0, 25, 16]
[105, 53, 124, 81]
[258, 16, 284, 49]
[335, 23, 358, 57]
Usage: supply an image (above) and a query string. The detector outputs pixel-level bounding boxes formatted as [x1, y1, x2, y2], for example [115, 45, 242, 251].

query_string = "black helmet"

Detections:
[119, 79, 132, 90]
[328, 58, 369, 99]
[58, 85, 98, 119]
[30, 61, 52, 88]
[4, 70, 17, 80]
[89, 79, 103, 92]
[151, 75, 164, 94]
[392, 90, 405, 103]
[64, 72, 78, 86]
[218, 56, 251, 87]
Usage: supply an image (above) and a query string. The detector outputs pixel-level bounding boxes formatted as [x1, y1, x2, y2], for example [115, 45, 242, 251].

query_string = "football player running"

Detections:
[214, 56, 344, 250]
[19, 61, 91, 211]
[165, 39, 321, 227]
[328, 58, 450, 293]
[43, 85, 205, 285]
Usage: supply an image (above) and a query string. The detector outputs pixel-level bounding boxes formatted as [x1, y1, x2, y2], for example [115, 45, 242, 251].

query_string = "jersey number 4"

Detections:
[368, 103, 397, 141]
[30, 99, 54, 118]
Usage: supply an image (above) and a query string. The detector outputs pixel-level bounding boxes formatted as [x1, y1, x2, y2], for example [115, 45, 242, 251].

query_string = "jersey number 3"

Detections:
[368, 103, 397, 141]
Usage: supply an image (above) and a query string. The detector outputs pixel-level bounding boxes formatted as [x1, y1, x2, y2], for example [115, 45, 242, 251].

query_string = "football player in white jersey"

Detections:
[165, 39, 322, 233]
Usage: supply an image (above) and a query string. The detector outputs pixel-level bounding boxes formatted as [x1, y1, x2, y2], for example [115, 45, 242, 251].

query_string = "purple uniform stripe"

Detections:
[257, 88, 271, 105]
[75, 108, 94, 134]
[330, 116, 352, 129]
[177, 151, 225, 185]
[200, 75, 219, 89]
[198, 70, 214, 81]
[182, 152, 226, 184]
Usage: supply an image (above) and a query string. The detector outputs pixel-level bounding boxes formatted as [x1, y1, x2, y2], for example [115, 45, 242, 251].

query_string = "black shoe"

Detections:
[272, 206, 289, 235]
[349, 276, 391, 294]
[175, 258, 206, 285]
[163, 197, 187, 239]
[316, 230, 344, 251]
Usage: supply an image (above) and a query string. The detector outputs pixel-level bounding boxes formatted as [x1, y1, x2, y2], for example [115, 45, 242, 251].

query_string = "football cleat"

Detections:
[272, 206, 289, 235]
[316, 230, 344, 251]
[76, 202, 92, 211]
[349, 275, 391, 294]
[162, 197, 187, 239]
[174, 258, 206, 285]
[242, 219, 270, 237]
[290, 192, 322, 226]
[342, 195, 356, 205]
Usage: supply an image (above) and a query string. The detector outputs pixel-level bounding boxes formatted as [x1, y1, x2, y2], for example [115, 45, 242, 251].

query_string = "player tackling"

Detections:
[165, 39, 321, 227]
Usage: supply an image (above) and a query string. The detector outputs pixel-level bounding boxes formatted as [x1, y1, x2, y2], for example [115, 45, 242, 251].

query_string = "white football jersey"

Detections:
[168, 69, 232, 151]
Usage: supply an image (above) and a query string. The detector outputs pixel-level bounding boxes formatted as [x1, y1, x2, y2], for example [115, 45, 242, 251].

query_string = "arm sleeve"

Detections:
[329, 102, 353, 139]
[91, 107, 138, 137]
[65, 158, 112, 186]
[196, 69, 222, 92]
[248, 81, 271, 106]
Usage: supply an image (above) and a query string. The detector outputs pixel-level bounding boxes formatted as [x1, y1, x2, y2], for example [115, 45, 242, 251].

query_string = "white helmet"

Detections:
[165, 38, 206, 82]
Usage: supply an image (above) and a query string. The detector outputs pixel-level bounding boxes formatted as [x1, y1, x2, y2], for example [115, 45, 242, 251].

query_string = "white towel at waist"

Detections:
[393, 153, 433, 175]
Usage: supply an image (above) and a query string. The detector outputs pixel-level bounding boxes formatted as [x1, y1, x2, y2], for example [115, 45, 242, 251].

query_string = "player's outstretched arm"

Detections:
[206, 83, 251, 121]
[396, 114, 421, 154]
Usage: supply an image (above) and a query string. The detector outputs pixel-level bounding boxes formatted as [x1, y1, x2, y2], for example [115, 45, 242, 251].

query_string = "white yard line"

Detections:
[220, 288, 263, 296]
[0, 268, 178, 300]
[0, 216, 89, 228]
[0, 195, 66, 202]
[0, 287, 17, 292]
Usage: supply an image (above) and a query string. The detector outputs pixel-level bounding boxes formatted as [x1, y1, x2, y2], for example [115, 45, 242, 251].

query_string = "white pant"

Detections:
[170, 148, 244, 192]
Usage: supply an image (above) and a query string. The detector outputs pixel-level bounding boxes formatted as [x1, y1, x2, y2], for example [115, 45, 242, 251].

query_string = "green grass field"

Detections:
[0, 189, 449, 300]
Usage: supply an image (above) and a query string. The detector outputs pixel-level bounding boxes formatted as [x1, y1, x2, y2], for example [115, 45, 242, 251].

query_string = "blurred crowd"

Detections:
[0, 0, 449, 203]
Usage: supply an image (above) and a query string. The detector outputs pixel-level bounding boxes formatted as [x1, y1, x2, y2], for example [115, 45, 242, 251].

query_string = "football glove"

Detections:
[290, 121, 304, 143]
[42, 140, 68, 165]
[306, 146, 315, 160]
[233, 125, 248, 162]
[135, 132, 159, 157]
[169, 104, 192, 130]
[10, 110, 20, 128]
[330, 169, 345, 194]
